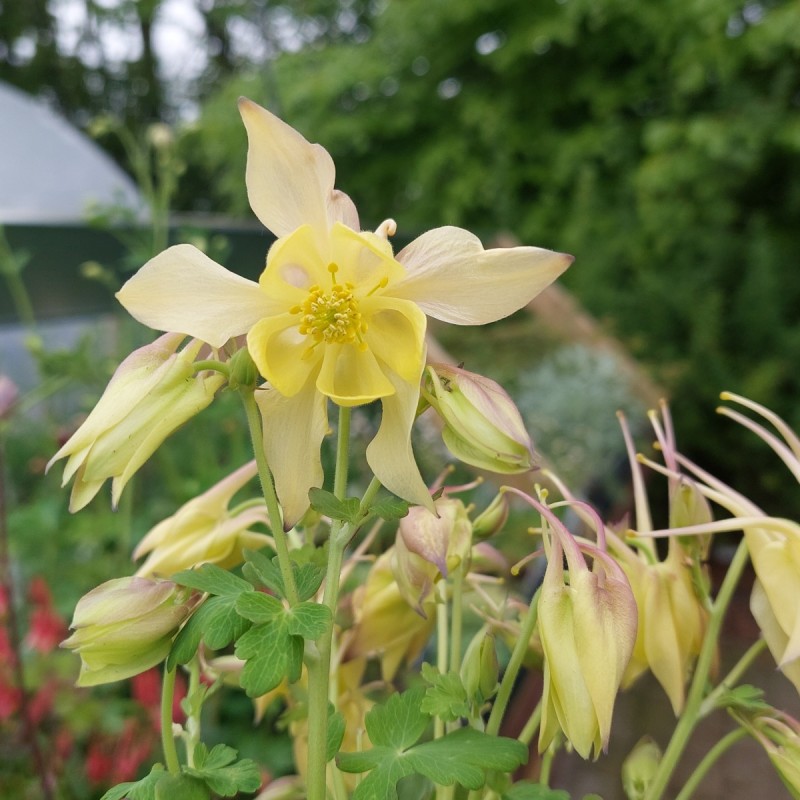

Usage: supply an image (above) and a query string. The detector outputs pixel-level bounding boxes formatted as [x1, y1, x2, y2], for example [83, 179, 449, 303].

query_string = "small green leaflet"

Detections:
[309, 488, 362, 523]
[337, 687, 528, 799]
[327, 708, 346, 762]
[99, 764, 165, 800]
[168, 565, 254, 669]
[184, 743, 262, 796]
[242, 549, 325, 602]
[235, 621, 304, 696]
[369, 496, 410, 521]
[420, 663, 470, 722]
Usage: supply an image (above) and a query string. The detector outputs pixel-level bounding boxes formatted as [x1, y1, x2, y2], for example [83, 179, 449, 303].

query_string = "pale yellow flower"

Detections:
[48, 333, 224, 512]
[116, 98, 572, 526]
[62, 576, 196, 686]
[134, 461, 273, 577]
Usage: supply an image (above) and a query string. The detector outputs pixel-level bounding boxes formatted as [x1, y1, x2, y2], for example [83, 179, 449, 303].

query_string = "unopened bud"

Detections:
[472, 492, 509, 539]
[622, 737, 662, 800]
[424, 364, 533, 474]
[460, 628, 499, 705]
[228, 346, 260, 390]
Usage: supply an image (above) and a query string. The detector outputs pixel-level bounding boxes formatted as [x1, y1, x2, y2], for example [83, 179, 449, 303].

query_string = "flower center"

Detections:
[291, 263, 367, 355]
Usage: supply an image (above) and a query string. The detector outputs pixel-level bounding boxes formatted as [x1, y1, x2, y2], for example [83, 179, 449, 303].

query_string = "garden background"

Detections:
[1, 0, 799, 796]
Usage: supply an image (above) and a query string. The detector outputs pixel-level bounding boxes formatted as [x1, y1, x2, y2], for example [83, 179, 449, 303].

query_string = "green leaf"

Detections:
[100, 764, 165, 800]
[235, 591, 284, 623]
[242, 548, 284, 595]
[420, 663, 470, 722]
[154, 773, 210, 800]
[406, 729, 528, 790]
[172, 564, 253, 597]
[502, 781, 572, 799]
[309, 487, 361, 523]
[370, 496, 410, 521]
[327, 709, 346, 762]
[168, 595, 251, 668]
[235, 621, 291, 696]
[365, 687, 431, 750]
[293, 562, 325, 602]
[717, 684, 770, 714]
[287, 601, 331, 639]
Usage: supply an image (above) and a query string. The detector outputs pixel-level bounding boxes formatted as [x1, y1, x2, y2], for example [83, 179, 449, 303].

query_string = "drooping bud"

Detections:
[134, 461, 272, 577]
[471, 492, 510, 539]
[227, 346, 260, 391]
[622, 737, 662, 800]
[62, 576, 197, 686]
[423, 364, 534, 474]
[460, 627, 499, 706]
[47, 334, 225, 512]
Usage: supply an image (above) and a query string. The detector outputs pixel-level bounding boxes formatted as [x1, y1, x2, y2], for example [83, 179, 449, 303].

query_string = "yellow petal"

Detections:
[366, 365, 434, 512]
[117, 245, 276, 347]
[247, 314, 320, 396]
[316, 343, 395, 406]
[363, 296, 426, 383]
[329, 223, 404, 287]
[256, 378, 328, 530]
[239, 98, 334, 248]
[261, 224, 330, 294]
[394, 226, 573, 325]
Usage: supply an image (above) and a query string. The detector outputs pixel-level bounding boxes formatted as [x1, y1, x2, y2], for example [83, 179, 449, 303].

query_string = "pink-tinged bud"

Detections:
[538, 535, 637, 759]
[424, 364, 534, 474]
[47, 334, 225, 512]
[62, 576, 197, 686]
[134, 461, 272, 578]
[396, 496, 472, 579]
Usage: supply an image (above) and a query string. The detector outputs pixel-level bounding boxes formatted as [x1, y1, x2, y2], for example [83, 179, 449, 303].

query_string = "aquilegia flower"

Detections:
[116, 99, 572, 525]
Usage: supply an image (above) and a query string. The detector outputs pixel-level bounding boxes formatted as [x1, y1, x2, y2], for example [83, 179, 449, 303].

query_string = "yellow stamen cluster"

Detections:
[292, 264, 367, 354]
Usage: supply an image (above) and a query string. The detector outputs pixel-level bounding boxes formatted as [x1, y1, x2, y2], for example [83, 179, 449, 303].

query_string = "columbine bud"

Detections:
[47, 334, 225, 512]
[134, 461, 272, 577]
[735, 711, 800, 798]
[392, 497, 473, 612]
[460, 628, 499, 706]
[622, 737, 662, 800]
[228, 346, 260, 390]
[471, 492, 509, 539]
[423, 364, 534, 474]
[62, 576, 196, 686]
[538, 532, 637, 759]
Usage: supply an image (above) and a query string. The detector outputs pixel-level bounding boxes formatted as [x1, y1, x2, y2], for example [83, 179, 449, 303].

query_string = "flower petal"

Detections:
[256, 379, 328, 530]
[366, 364, 434, 511]
[239, 98, 334, 246]
[317, 343, 395, 407]
[117, 244, 275, 347]
[363, 297, 426, 383]
[247, 314, 320, 396]
[393, 226, 573, 324]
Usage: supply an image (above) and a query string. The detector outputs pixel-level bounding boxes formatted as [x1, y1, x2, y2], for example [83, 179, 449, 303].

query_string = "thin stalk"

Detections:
[699, 638, 768, 718]
[184, 657, 202, 768]
[539, 742, 557, 786]
[306, 406, 352, 800]
[517, 699, 543, 747]
[241, 388, 298, 606]
[486, 589, 540, 737]
[161, 665, 181, 775]
[434, 580, 450, 741]
[673, 728, 748, 800]
[643, 537, 751, 800]
[449, 566, 464, 676]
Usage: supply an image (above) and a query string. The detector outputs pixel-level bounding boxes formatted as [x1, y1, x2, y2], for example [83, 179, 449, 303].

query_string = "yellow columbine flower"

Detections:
[116, 99, 572, 525]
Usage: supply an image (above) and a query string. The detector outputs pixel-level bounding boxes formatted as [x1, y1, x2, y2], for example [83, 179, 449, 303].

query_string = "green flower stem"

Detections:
[435, 580, 450, 742]
[486, 589, 540, 738]
[241, 388, 298, 607]
[539, 741, 557, 787]
[643, 537, 751, 800]
[673, 727, 748, 800]
[699, 638, 768, 718]
[184, 658, 202, 768]
[161, 665, 181, 775]
[449, 566, 465, 676]
[306, 406, 352, 800]
[517, 699, 543, 747]
[192, 359, 231, 377]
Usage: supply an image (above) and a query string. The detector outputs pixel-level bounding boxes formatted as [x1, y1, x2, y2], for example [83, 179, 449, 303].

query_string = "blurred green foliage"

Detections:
[178, 0, 800, 516]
